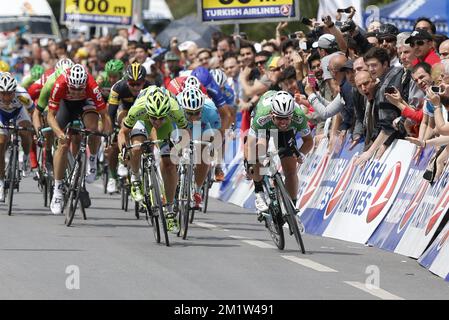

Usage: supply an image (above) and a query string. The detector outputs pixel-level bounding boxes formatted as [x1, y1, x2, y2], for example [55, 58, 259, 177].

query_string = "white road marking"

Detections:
[281, 255, 338, 273]
[344, 281, 404, 300]
[241, 240, 276, 249]
[194, 222, 221, 230]
[228, 235, 249, 240]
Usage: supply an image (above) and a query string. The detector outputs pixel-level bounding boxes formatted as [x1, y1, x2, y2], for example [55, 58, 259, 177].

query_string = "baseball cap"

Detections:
[312, 34, 337, 49]
[179, 41, 196, 51]
[267, 56, 281, 70]
[164, 51, 180, 61]
[339, 59, 354, 72]
[405, 29, 433, 44]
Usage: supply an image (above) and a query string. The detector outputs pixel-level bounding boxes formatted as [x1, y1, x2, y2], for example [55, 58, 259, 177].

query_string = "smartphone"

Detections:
[385, 86, 397, 94]
[288, 33, 297, 40]
[301, 17, 313, 27]
[308, 73, 317, 88]
[431, 86, 441, 93]
[299, 41, 308, 51]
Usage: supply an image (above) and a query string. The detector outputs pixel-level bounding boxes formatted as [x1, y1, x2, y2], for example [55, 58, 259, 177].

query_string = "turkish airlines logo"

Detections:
[398, 180, 429, 233]
[280, 5, 291, 16]
[425, 184, 449, 236]
[324, 159, 356, 219]
[299, 155, 329, 209]
[366, 162, 401, 224]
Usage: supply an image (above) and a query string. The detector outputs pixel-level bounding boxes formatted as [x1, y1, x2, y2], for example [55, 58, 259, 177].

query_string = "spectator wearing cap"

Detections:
[377, 24, 401, 67]
[313, 34, 344, 98]
[406, 29, 441, 66]
[179, 41, 198, 69]
[162, 51, 182, 88]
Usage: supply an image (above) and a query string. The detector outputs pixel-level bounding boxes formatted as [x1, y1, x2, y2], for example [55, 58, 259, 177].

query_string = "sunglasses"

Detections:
[273, 115, 292, 121]
[128, 81, 144, 87]
[256, 60, 268, 66]
[68, 86, 85, 91]
[185, 110, 201, 117]
[379, 37, 396, 43]
[410, 40, 427, 47]
[149, 116, 165, 121]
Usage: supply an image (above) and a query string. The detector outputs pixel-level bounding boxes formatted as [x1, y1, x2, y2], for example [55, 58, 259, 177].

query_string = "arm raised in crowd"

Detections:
[306, 81, 345, 119]
[427, 87, 449, 135]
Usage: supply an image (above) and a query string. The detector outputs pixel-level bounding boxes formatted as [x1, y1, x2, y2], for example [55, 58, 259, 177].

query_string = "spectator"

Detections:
[413, 17, 437, 35]
[134, 43, 155, 76]
[406, 29, 441, 66]
[196, 48, 212, 69]
[255, 51, 271, 76]
[377, 24, 401, 67]
[439, 40, 449, 60]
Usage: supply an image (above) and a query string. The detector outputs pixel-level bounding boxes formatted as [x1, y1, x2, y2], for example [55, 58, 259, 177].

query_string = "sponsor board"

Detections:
[368, 146, 434, 251]
[322, 140, 415, 244]
[300, 136, 363, 235]
[395, 163, 449, 258]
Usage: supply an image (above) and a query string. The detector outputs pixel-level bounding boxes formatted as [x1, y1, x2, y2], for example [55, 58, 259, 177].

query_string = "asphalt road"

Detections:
[0, 176, 448, 300]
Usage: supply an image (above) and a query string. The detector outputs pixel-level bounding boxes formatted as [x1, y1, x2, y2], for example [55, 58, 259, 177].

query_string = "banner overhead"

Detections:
[199, 0, 300, 24]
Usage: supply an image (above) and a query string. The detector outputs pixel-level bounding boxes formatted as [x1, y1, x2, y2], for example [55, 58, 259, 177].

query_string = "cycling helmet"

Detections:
[178, 87, 205, 112]
[0, 60, 10, 72]
[67, 64, 88, 89]
[105, 59, 125, 76]
[125, 62, 146, 81]
[271, 91, 295, 116]
[0, 72, 17, 92]
[191, 66, 213, 87]
[31, 64, 45, 80]
[55, 58, 74, 70]
[209, 68, 227, 87]
[184, 75, 201, 89]
[145, 87, 171, 118]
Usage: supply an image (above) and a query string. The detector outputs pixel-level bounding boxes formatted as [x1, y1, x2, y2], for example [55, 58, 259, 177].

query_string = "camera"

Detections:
[431, 86, 441, 93]
[337, 7, 354, 13]
[339, 19, 356, 33]
[385, 86, 397, 94]
[301, 17, 313, 27]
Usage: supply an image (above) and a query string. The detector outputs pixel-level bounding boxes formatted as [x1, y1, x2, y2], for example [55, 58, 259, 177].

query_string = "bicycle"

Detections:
[125, 140, 170, 246]
[0, 122, 34, 215]
[199, 145, 217, 216]
[256, 148, 306, 254]
[175, 139, 212, 238]
[34, 127, 54, 207]
[62, 124, 108, 226]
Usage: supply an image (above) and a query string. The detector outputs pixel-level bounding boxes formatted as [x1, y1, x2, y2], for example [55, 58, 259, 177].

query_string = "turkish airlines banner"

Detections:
[419, 221, 449, 281]
[394, 164, 449, 258]
[300, 136, 363, 235]
[323, 139, 415, 244]
[368, 147, 434, 251]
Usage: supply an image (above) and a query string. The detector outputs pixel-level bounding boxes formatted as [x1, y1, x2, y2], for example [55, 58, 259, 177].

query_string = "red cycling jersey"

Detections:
[48, 69, 106, 112]
[27, 69, 55, 102]
[166, 76, 207, 97]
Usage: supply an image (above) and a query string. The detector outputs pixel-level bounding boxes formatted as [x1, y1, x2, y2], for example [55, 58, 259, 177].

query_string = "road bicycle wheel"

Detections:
[150, 166, 169, 246]
[202, 170, 212, 214]
[178, 164, 191, 239]
[143, 169, 159, 242]
[43, 176, 48, 207]
[47, 175, 54, 209]
[264, 181, 285, 250]
[121, 180, 125, 210]
[275, 175, 306, 254]
[7, 146, 18, 216]
[102, 164, 108, 194]
[65, 160, 81, 227]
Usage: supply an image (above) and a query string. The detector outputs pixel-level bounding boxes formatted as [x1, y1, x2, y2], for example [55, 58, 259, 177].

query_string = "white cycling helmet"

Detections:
[55, 58, 74, 70]
[271, 91, 295, 117]
[184, 75, 201, 90]
[210, 68, 227, 87]
[178, 87, 205, 112]
[0, 72, 17, 92]
[67, 64, 88, 89]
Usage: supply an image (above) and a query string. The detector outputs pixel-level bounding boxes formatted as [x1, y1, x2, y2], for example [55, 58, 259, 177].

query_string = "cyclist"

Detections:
[177, 86, 221, 208]
[118, 86, 188, 233]
[32, 58, 74, 172]
[96, 59, 125, 101]
[191, 66, 234, 182]
[0, 73, 34, 200]
[106, 62, 152, 193]
[245, 90, 313, 219]
[48, 64, 112, 215]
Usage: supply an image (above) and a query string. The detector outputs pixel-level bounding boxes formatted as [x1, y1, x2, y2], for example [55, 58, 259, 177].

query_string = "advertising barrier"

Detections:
[368, 147, 434, 251]
[300, 136, 363, 235]
[322, 139, 415, 244]
[419, 221, 449, 280]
